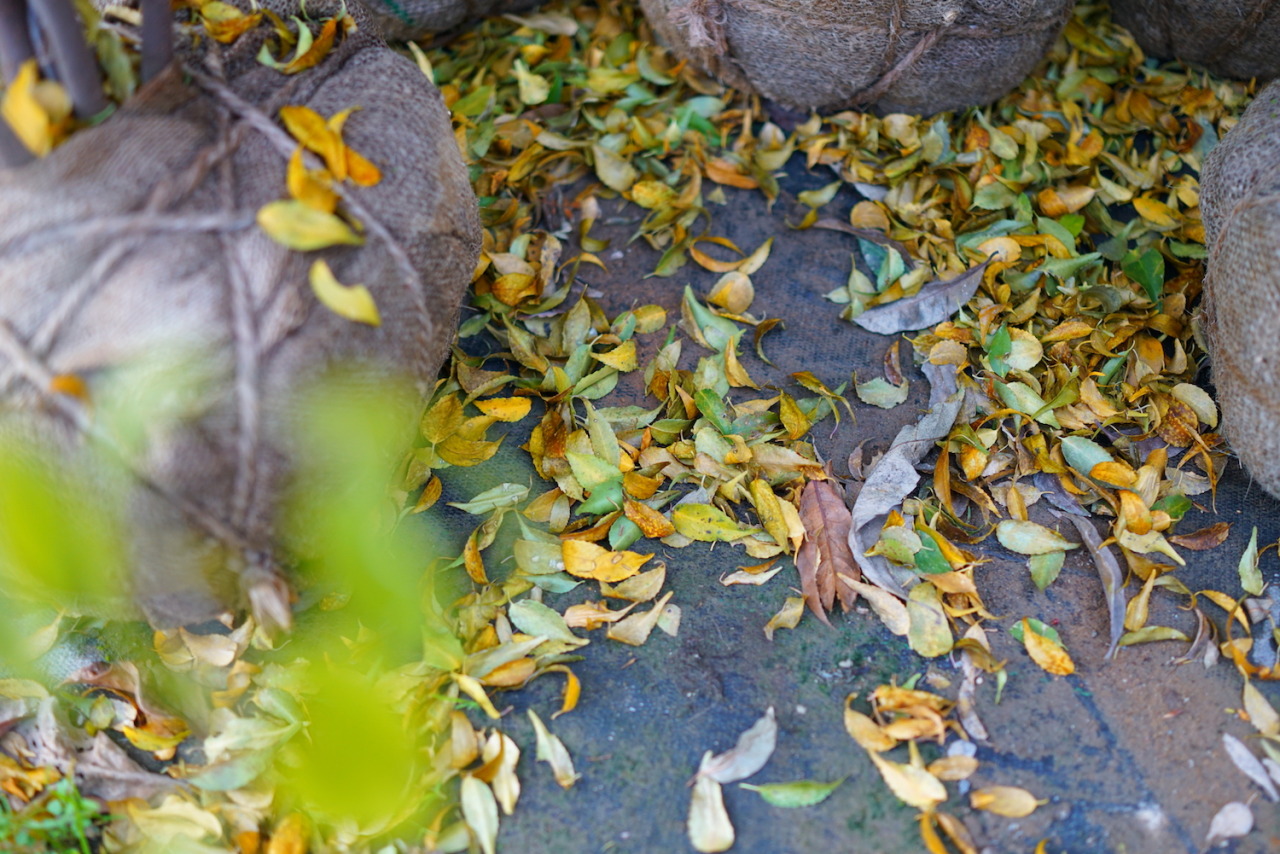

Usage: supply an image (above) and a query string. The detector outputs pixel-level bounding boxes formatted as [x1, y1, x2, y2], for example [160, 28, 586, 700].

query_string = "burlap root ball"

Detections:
[1199, 81, 1280, 498]
[359, 0, 540, 42]
[639, 0, 1076, 116]
[0, 0, 480, 628]
[1110, 0, 1280, 82]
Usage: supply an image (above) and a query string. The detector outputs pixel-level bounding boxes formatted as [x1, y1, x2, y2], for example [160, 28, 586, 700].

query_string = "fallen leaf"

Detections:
[1063, 515, 1125, 658]
[1206, 802, 1253, 847]
[995, 520, 1078, 555]
[698, 707, 776, 784]
[257, 200, 362, 250]
[970, 785, 1041, 818]
[764, 597, 804, 640]
[868, 751, 947, 811]
[1239, 527, 1264, 596]
[528, 709, 579, 788]
[688, 771, 734, 853]
[796, 480, 858, 623]
[1223, 732, 1279, 802]
[460, 776, 498, 854]
[739, 777, 844, 807]
[1019, 618, 1075, 676]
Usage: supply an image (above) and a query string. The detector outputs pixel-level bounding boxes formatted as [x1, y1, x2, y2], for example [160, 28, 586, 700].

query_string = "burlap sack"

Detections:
[1110, 0, 1280, 81]
[359, 0, 540, 42]
[639, 0, 1075, 115]
[1199, 81, 1280, 498]
[0, 0, 480, 628]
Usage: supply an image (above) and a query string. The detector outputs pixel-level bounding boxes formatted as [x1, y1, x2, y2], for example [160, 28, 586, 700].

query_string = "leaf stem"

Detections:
[138, 0, 169, 83]
[26, 0, 106, 118]
[0, 0, 35, 83]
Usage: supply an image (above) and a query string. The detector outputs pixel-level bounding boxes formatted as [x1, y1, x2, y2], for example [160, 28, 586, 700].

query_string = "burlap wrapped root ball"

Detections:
[639, 0, 1076, 115]
[1110, 0, 1280, 82]
[359, 0, 541, 42]
[1199, 81, 1280, 498]
[0, 0, 480, 628]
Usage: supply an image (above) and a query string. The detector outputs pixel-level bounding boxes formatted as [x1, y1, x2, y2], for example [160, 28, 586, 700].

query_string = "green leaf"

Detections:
[566, 452, 620, 490]
[907, 582, 953, 658]
[855, 377, 909, 409]
[1060, 436, 1113, 476]
[1239, 526, 1263, 596]
[1152, 494, 1192, 521]
[508, 599, 583, 645]
[996, 520, 1078, 555]
[739, 778, 845, 808]
[447, 483, 529, 515]
[672, 504, 756, 542]
[1122, 248, 1165, 303]
[1008, 617, 1061, 645]
[1029, 551, 1065, 591]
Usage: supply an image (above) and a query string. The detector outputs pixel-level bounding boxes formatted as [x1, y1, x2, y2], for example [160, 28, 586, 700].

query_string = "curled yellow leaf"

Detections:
[309, 260, 380, 326]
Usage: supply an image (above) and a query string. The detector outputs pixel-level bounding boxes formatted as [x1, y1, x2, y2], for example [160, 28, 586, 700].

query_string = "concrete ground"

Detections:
[430, 157, 1280, 853]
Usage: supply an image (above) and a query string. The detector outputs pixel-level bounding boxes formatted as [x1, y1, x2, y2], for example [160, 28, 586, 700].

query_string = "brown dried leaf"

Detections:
[1170, 522, 1231, 551]
[796, 480, 858, 624]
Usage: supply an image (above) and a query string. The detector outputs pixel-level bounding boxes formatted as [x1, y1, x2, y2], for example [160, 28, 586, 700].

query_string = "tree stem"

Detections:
[138, 0, 170, 83]
[0, 0, 35, 84]
[26, 0, 106, 119]
[0, 116, 34, 168]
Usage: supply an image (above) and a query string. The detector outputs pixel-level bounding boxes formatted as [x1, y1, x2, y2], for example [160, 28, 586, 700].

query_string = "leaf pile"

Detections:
[4, 0, 1279, 851]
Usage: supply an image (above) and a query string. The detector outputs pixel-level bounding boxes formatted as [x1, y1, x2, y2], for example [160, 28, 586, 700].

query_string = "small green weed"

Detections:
[0, 776, 107, 854]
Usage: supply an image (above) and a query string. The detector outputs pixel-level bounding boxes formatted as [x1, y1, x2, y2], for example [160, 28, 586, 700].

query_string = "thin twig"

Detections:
[138, 0, 170, 83]
[0, 0, 35, 83]
[26, 0, 106, 118]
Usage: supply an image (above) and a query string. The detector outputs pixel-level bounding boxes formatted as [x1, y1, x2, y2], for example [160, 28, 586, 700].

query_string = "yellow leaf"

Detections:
[199, 2, 263, 43]
[593, 339, 638, 371]
[265, 813, 307, 854]
[1133, 196, 1178, 229]
[308, 260, 380, 326]
[287, 147, 339, 213]
[474, 397, 532, 422]
[528, 709, 579, 787]
[120, 718, 190, 758]
[763, 596, 804, 640]
[436, 435, 502, 466]
[258, 200, 362, 250]
[748, 479, 792, 554]
[1244, 679, 1280, 737]
[563, 600, 636, 629]
[1, 61, 59, 156]
[688, 771, 735, 852]
[454, 673, 501, 719]
[970, 785, 1042, 818]
[279, 105, 345, 178]
[1021, 618, 1075, 675]
[606, 591, 673, 645]
[869, 751, 947, 811]
[460, 776, 498, 854]
[545, 664, 581, 718]
[282, 16, 337, 75]
[562, 539, 651, 582]
[345, 147, 381, 187]
[843, 698, 897, 752]
[672, 503, 755, 542]
[724, 340, 758, 389]
[624, 499, 675, 538]
[600, 564, 666, 602]
[927, 755, 979, 781]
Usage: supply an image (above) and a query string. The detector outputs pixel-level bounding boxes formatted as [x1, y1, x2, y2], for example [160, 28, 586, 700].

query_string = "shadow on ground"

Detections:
[427, 155, 1280, 853]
